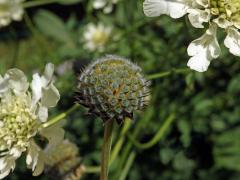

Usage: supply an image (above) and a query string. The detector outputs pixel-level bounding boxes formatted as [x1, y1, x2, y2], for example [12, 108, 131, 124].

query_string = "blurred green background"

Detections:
[2, 0, 240, 179]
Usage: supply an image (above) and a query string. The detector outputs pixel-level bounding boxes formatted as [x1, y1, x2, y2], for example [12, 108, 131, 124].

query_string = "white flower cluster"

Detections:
[83, 23, 112, 52]
[93, 0, 119, 13]
[143, 0, 240, 72]
[0, 63, 64, 179]
[0, 0, 25, 27]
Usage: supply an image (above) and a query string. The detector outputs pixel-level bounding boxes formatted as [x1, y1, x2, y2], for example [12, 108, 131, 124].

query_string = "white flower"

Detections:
[83, 23, 112, 52]
[0, 0, 25, 27]
[0, 63, 63, 179]
[93, 0, 119, 13]
[143, 0, 240, 72]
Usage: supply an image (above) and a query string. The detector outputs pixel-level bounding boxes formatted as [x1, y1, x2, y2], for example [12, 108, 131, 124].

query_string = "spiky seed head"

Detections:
[76, 55, 150, 124]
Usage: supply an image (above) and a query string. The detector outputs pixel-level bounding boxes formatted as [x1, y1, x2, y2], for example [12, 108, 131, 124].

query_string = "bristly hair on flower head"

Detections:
[143, 0, 240, 72]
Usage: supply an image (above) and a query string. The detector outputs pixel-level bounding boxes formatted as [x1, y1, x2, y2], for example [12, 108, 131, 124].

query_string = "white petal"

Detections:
[43, 63, 54, 85]
[41, 83, 60, 107]
[31, 63, 58, 108]
[196, 0, 208, 7]
[233, 22, 240, 29]
[213, 16, 232, 29]
[224, 28, 240, 56]
[83, 31, 93, 40]
[187, 24, 221, 72]
[143, 0, 189, 18]
[188, 24, 220, 57]
[6, 69, 29, 95]
[9, 148, 22, 158]
[11, 7, 24, 21]
[88, 24, 96, 33]
[40, 123, 65, 150]
[31, 74, 42, 107]
[26, 141, 39, 169]
[38, 106, 48, 122]
[187, 51, 210, 72]
[0, 158, 6, 170]
[93, 0, 106, 9]
[103, 4, 113, 14]
[0, 75, 9, 95]
[187, 38, 205, 56]
[32, 151, 45, 176]
[187, 9, 210, 28]
[0, 169, 10, 180]
[0, 155, 18, 179]
[26, 140, 44, 176]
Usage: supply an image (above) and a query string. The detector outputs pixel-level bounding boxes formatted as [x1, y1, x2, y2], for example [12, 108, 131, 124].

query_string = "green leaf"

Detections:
[227, 75, 240, 94]
[173, 152, 195, 170]
[177, 119, 191, 147]
[159, 148, 175, 164]
[33, 10, 73, 44]
[194, 99, 213, 112]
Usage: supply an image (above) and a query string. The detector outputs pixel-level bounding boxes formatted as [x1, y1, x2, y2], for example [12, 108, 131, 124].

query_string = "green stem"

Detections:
[112, 119, 143, 180]
[22, 0, 61, 8]
[85, 166, 100, 173]
[119, 152, 136, 180]
[128, 114, 175, 149]
[84, 118, 131, 175]
[41, 104, 80, 129]
[147, 68, 190, 80]
[110, 118, 131, 165]
[100, 120, 114, 180]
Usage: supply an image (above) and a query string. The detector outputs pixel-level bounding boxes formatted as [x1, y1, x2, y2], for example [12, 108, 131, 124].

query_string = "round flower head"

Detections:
[0, 63, 63, 179]
[45, 140, 85, 180]
[143, 0, 240, 72]
[46, 140, 81, 175]
[0, 0, 25, 27]
[77, 55, 150, 124]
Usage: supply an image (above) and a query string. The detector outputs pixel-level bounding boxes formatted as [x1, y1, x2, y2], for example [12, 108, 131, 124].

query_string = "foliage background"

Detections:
[1, 0, 240, 179]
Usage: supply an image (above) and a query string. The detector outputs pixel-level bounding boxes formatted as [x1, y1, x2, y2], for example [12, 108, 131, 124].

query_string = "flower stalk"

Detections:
[147, 68, 190, 80]
[100, 120, 114, 180]
[119, 151, 136, 180]
[128, 114, 175, 149]
[110, 118, 131, 165]
[41, 103, 80, 129]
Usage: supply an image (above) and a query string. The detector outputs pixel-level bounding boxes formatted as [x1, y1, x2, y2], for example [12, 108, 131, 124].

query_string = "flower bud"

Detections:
[76, 55, 150, 124]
